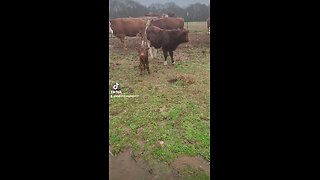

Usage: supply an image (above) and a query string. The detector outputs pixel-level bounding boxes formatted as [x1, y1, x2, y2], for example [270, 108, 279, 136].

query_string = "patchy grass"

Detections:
[185, 21, 208, 33]
[109, 31, 210, 178]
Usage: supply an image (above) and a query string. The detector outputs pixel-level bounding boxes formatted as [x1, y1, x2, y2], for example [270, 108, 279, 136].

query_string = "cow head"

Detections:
[179, 29, 189, 43]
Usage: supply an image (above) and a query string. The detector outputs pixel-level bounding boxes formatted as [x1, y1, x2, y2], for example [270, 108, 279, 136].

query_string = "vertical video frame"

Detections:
[109, 0, 211, 179]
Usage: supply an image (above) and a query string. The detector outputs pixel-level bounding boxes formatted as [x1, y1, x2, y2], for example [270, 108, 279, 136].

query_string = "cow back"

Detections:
[151, 17, 184, 30]
[147, 25, 189, 51]
[146, 26, 164, 49]
[110, 18, 147, 37]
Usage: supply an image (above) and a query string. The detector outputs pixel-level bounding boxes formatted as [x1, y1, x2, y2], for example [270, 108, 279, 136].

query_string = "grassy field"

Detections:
[185, 21, 208, 33]
[109, 26, 210, 179]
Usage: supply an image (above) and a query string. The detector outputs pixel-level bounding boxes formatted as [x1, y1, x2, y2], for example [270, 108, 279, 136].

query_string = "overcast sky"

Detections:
[131, 0, 210, 8]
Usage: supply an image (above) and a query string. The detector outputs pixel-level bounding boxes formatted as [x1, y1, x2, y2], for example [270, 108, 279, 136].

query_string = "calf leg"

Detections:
[139, 62, 144, 75]
[145, 60, 150, 74]
[162, 49, 168, 66]
[140, 33, 147, 46]
[140, 37, 144, 46]
[169, 51, 174, 64]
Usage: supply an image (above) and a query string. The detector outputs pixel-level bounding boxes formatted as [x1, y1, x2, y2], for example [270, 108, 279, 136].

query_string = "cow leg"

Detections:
[147, 41, 154, 59]
[153, 47, 157, 58]
[162, 49, 168, 66]
[169, 51, 174, 65]
[119, 36, 127, 50]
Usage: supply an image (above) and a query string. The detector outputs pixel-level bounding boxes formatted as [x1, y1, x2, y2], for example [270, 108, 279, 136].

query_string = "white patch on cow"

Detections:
[148, 47, 153, 59]
[147, 41, 154, 59]
[146, 19, 151, 30]
[109, 21, 114, 38]
[164, 61, 167, 66]
[208, 27, 210, 35]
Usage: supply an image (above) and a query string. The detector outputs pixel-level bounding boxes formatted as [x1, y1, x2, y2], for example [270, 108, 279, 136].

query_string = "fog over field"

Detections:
[109, 0, 210, 21]
[132, 0, 210, 8]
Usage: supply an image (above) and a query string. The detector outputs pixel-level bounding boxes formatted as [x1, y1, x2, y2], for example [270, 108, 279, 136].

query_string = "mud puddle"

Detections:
[109, 149, 153, 180]
[109, 148, 181, 180]
[109, 148, 210, 180]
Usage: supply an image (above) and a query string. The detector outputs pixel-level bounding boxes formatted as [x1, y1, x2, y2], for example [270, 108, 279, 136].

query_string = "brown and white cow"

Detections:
[109, 18, 148, 50]
[146, 25, 189, 65]
[207, 17, 210, 35]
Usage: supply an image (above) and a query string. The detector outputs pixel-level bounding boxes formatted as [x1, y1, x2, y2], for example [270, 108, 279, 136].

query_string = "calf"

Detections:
[146, 25, 189, 65]
[135, 46, 150, 75]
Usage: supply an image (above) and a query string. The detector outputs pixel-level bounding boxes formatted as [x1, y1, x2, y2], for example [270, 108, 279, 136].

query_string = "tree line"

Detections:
[109, 0, 210, 22]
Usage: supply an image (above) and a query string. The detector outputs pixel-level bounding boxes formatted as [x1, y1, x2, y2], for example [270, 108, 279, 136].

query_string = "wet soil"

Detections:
[109, 148, 210, 180]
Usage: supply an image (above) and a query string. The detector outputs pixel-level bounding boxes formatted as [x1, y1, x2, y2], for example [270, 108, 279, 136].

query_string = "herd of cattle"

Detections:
[109, 16, 210, 75]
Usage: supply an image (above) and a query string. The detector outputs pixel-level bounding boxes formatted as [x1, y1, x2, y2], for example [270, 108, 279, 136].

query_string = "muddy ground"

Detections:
[109, 148, 210, 180]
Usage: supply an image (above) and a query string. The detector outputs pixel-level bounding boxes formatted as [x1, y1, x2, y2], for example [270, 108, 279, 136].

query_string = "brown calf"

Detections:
[135, 46, 150, 75]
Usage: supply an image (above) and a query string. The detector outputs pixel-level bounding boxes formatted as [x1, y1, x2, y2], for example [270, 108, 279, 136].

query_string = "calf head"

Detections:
[135, 46, 149, 60]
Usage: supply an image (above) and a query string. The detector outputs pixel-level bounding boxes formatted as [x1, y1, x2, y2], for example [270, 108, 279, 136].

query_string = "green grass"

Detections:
[109, 32, 210, 177]
[185, 21, 208, 33]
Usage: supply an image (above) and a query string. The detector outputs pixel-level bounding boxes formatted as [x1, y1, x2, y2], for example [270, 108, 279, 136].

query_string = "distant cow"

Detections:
[135, 45, 150, 75]
[150, 17, 184, 30]
[109, 18, 148, 50]
[207, 17, 210, 35]
[146, 25, 189, 65]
